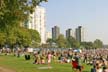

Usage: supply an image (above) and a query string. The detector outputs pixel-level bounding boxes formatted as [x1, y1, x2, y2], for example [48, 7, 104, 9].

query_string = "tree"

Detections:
[15, 27, 31, 48]
[46, 38, 53, 48]
[4, 26, 18, 48]
[28, 29, 41, 48]
[0, 0, 47, 48]
[56, 34, 67, 48]
[93, 39, 103, 48]
[65, 40, 71, 48]
[0, 32, 6, 48]
[81, 41, 94, 49]
[0, 0, 48, 28]
[6, 33, 17, 48]
[67, 36, 80, 48]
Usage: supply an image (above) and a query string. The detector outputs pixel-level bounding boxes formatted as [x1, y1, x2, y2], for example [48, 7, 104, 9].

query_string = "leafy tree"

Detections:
[4, 26, 18, 48]
[67, 36, 80, 48]
[0, 0, 48, 28]
[28, 29, 41, 48]
[0, 0, 47, 48]
[56, 34, 67, 48]
[47, 38, 53, 43]
[41, 43, 49, 48]
[66, 40, 71, 48]
[81, 41, 94, 49]
[0, 32, 6, 48]
[46, 38, 58, 48]
[16, 27, 31, 48]
[6, 33, 17, 48]
[93, 39, 103, 48]
[46, 38, 53, 48]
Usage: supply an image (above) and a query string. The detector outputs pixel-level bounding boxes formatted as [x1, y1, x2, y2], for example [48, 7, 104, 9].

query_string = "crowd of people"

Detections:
[1, 47, 108, 72]
[28, 48, 108, 72]
[83, 49, 108, 72]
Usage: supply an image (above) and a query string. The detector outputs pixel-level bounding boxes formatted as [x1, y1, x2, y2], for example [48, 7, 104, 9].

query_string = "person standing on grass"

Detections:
[72, 52, 83, 72]
[47, 52, 52, 68]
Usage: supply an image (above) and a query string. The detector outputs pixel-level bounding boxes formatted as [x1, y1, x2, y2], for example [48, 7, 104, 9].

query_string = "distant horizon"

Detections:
[41, 0, 108, 44]
[46, 25, 108, 45]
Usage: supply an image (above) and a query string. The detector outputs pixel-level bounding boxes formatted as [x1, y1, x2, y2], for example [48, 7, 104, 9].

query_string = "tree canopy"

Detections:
[93, 39, 103, 48]
[67, 36, 80, 48]
[56, 34, 67, 48]
[0, 0, 48, 28]
[0, 0, 47, 48]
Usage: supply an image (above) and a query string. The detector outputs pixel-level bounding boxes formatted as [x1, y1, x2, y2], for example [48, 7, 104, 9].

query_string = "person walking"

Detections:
[47, 52, 52, 68]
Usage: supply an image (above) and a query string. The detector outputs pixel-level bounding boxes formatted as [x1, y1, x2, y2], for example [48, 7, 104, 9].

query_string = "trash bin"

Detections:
[25, 54, 30, 60]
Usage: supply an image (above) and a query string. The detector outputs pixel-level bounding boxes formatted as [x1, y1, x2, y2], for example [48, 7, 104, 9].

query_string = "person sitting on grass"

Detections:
[95, 62, 103, 72]
[40, 54, 46, 64]
[103, 66, 108, 72]
[91, 65, 96, 72]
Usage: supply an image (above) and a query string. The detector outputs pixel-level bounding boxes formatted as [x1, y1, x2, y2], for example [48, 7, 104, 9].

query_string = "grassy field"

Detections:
[0, 55, 92, 72]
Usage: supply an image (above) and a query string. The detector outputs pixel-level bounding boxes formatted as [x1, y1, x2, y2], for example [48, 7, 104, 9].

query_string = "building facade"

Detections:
[75, 26, 84, 42]
[24, 6, 46, 44]
[46, 32, 52, 40]
[66, 28, 74, 38]
[52, 26, 60, 40]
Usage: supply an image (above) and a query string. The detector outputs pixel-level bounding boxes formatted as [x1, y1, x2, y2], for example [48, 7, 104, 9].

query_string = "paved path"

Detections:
[0, 67, 16, 72]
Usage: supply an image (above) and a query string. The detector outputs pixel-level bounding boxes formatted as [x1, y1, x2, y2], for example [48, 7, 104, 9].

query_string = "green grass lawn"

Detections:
[0, 55, 92, 72]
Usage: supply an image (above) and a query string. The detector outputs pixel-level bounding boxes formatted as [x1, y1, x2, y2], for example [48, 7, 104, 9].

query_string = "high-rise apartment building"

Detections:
[24, 6, 46, 44]
[75, 26, 84, 42]
[52, 26, 60, 40]
[66, 28, 74, 38]
[46, 32, 52, 40]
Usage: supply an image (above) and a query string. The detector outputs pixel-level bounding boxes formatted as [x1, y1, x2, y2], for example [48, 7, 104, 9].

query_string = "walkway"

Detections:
[0, 67, 16, 72]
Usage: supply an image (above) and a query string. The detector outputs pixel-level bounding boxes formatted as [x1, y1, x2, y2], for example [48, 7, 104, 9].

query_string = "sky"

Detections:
[41, 0, 108, 44]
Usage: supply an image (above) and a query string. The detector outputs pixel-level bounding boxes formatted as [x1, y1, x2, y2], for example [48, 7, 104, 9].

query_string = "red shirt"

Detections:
[72, 61, 78, 68]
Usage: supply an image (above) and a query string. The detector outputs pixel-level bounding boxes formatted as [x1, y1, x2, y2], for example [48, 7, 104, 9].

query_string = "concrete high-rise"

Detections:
[66, 28, 74, 38]
[75, 26, 84, 42]
[46, 32, 52, 40]
[52, 26, 60, 40]
[24, 6, 46, 44]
